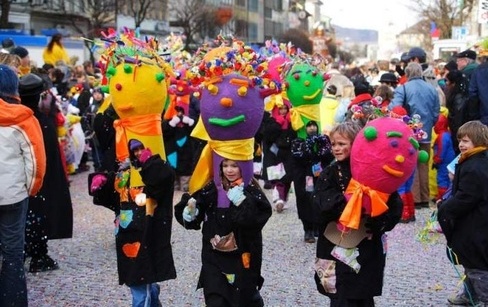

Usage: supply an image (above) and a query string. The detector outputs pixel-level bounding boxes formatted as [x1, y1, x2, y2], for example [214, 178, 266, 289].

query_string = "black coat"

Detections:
[438, 151, 488, 270]
[261, 112, 295, 183]
[290, 133, 334, 226]
[32, 109, 73, 239]
[175, 180, 272, 306]
[92, 106, 118, 173]
[312, 159, 403, 299]
[115, 155, 176, 286]
[446, 91, 469, 153]
[88, 106, 119, 214]
[162, 119, 195, 176]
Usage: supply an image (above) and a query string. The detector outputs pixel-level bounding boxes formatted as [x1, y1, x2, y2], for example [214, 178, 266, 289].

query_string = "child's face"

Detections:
[306, 124, 318, 136]
[331, 132, 352, 161]
[278, 105, 288, 116]
[458, 135, 474, 153]
[93, 91, 103, 101]
[222, 160, 242, 183]
[133, 147, 144, 159]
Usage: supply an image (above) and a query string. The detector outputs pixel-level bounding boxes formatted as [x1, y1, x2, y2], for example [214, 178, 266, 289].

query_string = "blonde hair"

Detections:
[330, 121, 361, 144]
[342, 85, 355, 99]
[0, 53, 20, 68]
[457, 120, 488, 147]
[377, 60, 389, 71]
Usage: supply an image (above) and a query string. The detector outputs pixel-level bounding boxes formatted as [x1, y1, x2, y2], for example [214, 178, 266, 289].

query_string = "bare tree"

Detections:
[0, 0, 11, 29]
[121, 0, 153, 28]
[169, 0, 219, 51]
[61, 0, 117, 63]
[408, 0, 476, 40]
[279, 28, 313, 54]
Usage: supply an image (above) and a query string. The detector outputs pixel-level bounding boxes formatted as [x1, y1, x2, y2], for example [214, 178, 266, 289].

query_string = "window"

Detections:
[273, 21, 283, 37]
[235, 19, 247, 38]
[273, 0, 282, 11]
[236, 0, 246, 7]
[264, 7, 272, 18]
[264, 20, 273, 37]
[249, 23, 258, 41]
[248, 0, 258, 11]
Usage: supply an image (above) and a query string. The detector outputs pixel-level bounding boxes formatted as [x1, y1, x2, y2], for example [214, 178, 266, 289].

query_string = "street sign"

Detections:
[451, 26, 468, 40]
[478, 0, 488, 23]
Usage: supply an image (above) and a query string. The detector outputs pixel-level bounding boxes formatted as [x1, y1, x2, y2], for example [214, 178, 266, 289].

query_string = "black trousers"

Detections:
[205, 287, 264, 307]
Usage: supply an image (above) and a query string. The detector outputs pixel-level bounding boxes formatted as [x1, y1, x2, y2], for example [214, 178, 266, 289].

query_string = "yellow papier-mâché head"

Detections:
[106, 58, 168, 118]
[97, 29, 174, 188]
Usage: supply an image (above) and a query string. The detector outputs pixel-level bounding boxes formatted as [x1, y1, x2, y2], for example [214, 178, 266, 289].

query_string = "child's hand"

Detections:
[181, 116, 195, 126]
[135, 193, 146, 206]
[138, 148, 152, 164]
[227, 184, 246, 206]
[169, 115, 181, 127]
[183, 197, 198, 222]
[90, 174, 107, 193]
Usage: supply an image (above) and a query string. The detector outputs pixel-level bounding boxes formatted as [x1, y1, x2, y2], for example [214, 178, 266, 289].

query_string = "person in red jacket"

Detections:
[432, 114, 456, 199]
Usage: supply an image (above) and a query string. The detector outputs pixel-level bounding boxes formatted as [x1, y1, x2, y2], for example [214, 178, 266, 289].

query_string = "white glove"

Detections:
[182, 197, 198, 222]
[227, 184, 246, 206]
[135, 193, 146, 206]
[181, 116, 195, 126]
[169, 115, 181, 127]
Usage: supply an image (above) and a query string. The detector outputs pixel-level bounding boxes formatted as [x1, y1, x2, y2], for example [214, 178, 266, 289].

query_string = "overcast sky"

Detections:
[319, 0, 419, 32]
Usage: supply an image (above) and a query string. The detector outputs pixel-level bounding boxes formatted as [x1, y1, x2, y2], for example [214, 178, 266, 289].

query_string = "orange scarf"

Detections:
[113, 113, 162, 161]
[458, 146, 487, 164]
[339, 178, 390, 230]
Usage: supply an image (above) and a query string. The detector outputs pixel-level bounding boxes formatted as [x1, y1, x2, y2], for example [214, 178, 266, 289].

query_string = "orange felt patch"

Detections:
[122, 242, 141, 258]
[242, 252, 251, 269]
[146, 198, 158, 216]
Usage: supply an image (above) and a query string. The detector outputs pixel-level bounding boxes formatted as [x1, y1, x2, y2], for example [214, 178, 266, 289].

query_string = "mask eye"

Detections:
[293, 73, 300, 80]
[237, 86, 247, 97]
[208, 84, 219, 95]
[363, 126, 377, 141]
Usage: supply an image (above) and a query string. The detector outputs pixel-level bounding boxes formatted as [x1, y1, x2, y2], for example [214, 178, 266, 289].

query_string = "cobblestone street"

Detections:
[25, 168, 459, 306]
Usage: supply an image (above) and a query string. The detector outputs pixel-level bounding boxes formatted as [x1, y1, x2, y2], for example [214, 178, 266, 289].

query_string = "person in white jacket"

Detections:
[0, 64, 46, 306]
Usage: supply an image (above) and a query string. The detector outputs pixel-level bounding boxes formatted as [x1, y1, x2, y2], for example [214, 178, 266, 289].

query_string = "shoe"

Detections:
[275, 200, 284, 213]
[415, 202, 429, 209]
[447, 292, 478, 306]
[304, 231, 316, 243]
[263, 181, 273, 190]
[78, 164, 90, 173]
[29, 255, 59, 273]
[399, 216, 416, 223]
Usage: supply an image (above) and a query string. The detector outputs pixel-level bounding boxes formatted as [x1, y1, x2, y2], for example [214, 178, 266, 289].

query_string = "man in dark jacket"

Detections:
[469, 55, 488, 126]
[456, 49, 478, 82]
